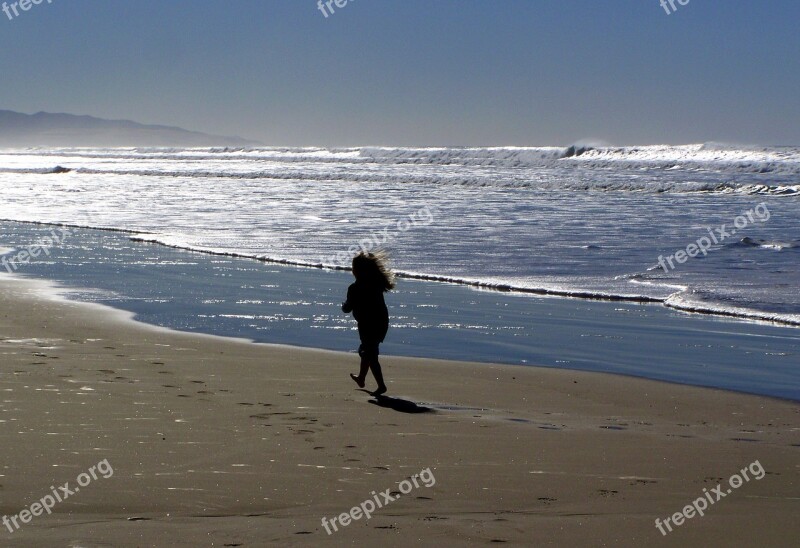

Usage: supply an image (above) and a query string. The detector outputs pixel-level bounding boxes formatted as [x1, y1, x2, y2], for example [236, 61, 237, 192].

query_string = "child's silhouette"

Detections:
[341, 251, 395, 395]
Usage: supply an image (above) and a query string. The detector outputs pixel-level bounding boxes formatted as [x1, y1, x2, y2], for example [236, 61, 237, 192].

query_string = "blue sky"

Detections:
[0, 0, 798, 146]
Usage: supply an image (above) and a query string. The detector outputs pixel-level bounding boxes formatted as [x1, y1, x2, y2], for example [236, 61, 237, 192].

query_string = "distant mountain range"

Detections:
[0, 110, 260, 147]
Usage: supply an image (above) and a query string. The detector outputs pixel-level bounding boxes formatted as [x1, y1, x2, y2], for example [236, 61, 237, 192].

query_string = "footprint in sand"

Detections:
[250, 412, 290, 419]
[289, 416, 317, 423]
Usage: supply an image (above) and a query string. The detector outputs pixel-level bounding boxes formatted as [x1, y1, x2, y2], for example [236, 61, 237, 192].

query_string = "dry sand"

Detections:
[0, 276, 797, 547]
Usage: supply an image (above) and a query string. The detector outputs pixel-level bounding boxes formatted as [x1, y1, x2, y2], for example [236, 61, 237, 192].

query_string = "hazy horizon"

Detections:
[1, 1, 799, 147]
[5, 108, 800, 149]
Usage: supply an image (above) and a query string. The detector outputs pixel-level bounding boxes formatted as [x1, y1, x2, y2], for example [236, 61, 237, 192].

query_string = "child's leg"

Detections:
[350, 345, 370, 387]
[350, 357, 369, 388]
[370, 360, 387, 395]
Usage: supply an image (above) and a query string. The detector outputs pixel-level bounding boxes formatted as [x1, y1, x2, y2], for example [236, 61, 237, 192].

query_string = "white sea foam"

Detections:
[1, 144, 798, 326]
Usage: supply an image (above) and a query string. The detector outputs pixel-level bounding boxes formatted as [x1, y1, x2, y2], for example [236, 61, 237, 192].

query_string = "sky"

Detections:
[0, 0, 799, 146]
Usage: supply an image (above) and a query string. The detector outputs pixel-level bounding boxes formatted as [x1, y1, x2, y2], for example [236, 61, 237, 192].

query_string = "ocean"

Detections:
[1, 144, 798, 399]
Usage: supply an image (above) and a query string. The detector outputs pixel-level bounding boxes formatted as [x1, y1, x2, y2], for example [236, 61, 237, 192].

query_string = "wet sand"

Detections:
[0, 275, 798, 547]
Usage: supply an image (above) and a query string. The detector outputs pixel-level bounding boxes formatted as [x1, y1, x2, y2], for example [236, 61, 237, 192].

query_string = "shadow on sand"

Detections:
[357, 390, 435, 414]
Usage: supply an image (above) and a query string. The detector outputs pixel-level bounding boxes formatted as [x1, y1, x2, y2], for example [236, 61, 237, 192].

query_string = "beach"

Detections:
[3, 220, 799, 402]
[2, 2, 799, 545]
[1, 275, 797, 547]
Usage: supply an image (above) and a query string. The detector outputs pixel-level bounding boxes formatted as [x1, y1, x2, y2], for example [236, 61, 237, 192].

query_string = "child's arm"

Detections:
[341, 285, 354, 313]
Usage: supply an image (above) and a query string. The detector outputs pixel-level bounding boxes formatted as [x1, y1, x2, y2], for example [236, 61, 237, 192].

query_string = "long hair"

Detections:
[352, 251, 396, 292]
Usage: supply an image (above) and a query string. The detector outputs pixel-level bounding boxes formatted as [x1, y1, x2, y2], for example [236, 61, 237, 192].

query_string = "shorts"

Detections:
[358, 341, 381, 361]
[357, 320, 387, 361]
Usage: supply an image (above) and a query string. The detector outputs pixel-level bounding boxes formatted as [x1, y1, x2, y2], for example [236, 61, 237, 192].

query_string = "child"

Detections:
[341, 251, 396, 395]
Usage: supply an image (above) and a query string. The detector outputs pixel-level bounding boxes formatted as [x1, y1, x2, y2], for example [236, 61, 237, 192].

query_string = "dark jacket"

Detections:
[342, 281, 389, 343]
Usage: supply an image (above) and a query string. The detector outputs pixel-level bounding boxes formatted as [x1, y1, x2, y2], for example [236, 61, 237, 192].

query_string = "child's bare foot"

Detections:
[350, 374, 365, 388]
[373, 385, 388, 396]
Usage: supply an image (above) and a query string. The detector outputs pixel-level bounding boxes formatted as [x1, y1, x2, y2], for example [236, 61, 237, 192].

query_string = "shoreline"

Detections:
[2, 218, 799, 401]
[4, 268, 800, 404]
[1, 273, 798, 546]
[6, 272, 800, 406]
[3, 217, 798, 328]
